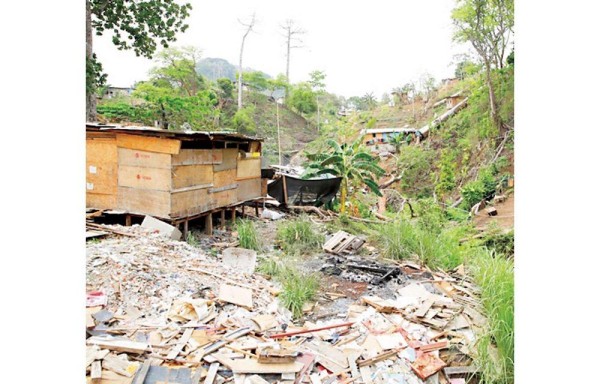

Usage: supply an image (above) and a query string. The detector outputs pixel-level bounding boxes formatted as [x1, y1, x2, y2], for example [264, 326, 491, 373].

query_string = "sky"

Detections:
[94, 0, 470, 99]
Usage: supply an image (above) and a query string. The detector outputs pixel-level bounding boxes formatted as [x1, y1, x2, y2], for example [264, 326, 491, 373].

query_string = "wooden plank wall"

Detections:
[89, 132, 265, 219]
[116, 135, 178, 218]
[86, 136, 118, 209]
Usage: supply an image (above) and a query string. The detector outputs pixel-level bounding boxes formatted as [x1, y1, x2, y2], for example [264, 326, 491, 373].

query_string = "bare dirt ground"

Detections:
[473, 194, 514, 232]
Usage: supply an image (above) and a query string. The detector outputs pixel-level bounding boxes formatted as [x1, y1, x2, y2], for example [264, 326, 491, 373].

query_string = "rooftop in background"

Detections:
[86, 123, 263, 142]
[361, 127, 419, 135]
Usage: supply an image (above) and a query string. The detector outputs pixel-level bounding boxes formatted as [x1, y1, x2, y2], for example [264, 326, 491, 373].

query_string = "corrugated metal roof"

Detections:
[86, 123, 263, 141]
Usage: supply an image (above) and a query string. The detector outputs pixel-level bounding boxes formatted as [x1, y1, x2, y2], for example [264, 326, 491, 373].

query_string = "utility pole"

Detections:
[277, 100, 282, 165]
[237, 13, 256, 110]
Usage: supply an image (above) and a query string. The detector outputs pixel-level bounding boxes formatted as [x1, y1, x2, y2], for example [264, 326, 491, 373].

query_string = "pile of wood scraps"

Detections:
[86, 224, 485, 384]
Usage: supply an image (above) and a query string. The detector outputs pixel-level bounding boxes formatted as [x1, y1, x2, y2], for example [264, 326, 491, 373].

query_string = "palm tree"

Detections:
[304, 136, 385, 214]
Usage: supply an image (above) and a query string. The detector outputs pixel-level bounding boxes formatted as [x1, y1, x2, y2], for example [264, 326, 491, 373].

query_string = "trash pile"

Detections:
[86, 224, 487, 384]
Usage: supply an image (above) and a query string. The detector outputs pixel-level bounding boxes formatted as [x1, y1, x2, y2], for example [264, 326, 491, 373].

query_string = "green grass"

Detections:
[236, 219, 262, 251]
[469, 250, 514, 384]
[256, 255, 320, 319]
[279, 269, 319, 318]
[375, 219, 475, 271]
[186, 231, 200, 247]
[276, 215, 325, 256]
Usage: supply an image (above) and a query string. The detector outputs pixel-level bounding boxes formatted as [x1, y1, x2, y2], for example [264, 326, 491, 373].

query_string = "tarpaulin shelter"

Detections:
[267, 174, 341, 207]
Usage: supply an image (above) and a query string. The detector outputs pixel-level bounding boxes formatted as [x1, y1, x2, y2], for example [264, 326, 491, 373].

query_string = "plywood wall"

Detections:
[87, 132, 265, 219]
[86, 135, 118, 209]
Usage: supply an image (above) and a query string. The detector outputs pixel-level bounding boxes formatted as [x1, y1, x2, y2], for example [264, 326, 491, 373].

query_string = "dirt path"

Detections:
[473, 194, 514, 232]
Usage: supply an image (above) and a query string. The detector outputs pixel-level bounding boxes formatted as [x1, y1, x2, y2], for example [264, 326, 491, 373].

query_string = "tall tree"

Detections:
[308, 70, 326, 130]
[281, 19, 306, 85]
[133, 47, 218, 130]
[304, 137, 384, 214]
[237, 13, 256, 110]
[452, 0, 514, 136]
[86, 0, 192, 121]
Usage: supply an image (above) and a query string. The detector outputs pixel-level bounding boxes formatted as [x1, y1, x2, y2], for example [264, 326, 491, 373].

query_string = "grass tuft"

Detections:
[375, 220, 474, 270]
[236, 219, 262, 251]
[470, 249, 514, 384]
[276, 215, 324, 256]
[279, 270, 319, 318]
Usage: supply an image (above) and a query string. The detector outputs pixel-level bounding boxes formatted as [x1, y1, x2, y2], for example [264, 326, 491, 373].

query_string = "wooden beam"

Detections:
[125, 214, 132, 226]
[282, 175, 289, 205]
[205, 213, 213, 236]
[183, 219, 189, 241]
[220, 210, 226, 227]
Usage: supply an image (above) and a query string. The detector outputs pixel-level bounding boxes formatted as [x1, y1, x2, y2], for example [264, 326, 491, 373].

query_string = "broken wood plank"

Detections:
[269, 322, 354, 339]
[347, 353, 361, 381]
[203, 363, 219, 384]
[247, 374, 270, 384]
[414, 298, 435, 318]
[359, 365, 374, 384]
[91, 361, 102, 382]
[213, 354, 304, 374]
[131, 359, 152, 384]
[166, 328, 194, 360]
[257, 347, 298, 363]
[102, 355, 135, 378]
[87, 337, 149, 354]
[357, 349, 400, 367]
[218, 283, 253, 309]
[443, 365, 478, 376]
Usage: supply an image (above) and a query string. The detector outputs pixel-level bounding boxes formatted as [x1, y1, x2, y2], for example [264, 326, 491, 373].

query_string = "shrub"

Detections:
[232, 106, 257, 134]
[236, 219, 261, 251]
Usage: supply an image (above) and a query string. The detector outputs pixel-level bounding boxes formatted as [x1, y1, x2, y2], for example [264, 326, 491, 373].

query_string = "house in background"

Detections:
[361, 127, 418, 146]
[446, 92, 466, 109]
[102, 86, 134, 99]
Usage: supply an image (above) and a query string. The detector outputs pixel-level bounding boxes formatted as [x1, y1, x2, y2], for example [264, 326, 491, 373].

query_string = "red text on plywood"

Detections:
[134, 152, 151, 159]
[136, 174, 152, 180]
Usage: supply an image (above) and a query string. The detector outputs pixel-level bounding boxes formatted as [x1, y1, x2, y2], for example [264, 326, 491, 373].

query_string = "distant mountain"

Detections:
[196, 57, 272, 82]
[196, 58, 237, 81]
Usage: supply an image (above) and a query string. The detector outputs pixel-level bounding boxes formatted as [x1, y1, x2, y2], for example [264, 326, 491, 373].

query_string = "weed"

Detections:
[279, 270, 319, 318]
[276, 215, 324, 256]
[256, 256, 286, 277]
[470, 249, 514, 384]
[236, 219, 262, 251]
[375, 219, 475, 270]
[186, 231, 200, 247]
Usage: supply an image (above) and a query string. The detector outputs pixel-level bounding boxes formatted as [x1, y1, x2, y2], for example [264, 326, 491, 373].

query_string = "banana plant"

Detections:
[304, 136, 385, 214]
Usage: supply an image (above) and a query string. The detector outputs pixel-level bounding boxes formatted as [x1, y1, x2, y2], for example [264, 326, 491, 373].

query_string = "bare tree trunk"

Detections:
[237, 14, 255, 111]
[86, 1, 97, 122]
[484, 61, 503, 142]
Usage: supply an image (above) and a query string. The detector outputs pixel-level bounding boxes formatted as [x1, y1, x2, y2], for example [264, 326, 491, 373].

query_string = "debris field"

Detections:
[86, 223, 487, 384]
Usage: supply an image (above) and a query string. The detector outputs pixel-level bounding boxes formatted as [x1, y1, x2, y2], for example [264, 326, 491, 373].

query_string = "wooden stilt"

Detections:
[220, 209, 226, 228]
[282, 175, 289, 206]
[183, 219, 189, 240]
[242, 205, 245, 216]
[205, 213, 213, 236]
[255, 202, 259, 217]
[125, 214, 132, 227]
[232, 207, 236, 223]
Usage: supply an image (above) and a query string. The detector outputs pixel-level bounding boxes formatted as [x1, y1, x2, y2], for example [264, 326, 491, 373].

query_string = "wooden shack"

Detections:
[86, 124, 264, 227]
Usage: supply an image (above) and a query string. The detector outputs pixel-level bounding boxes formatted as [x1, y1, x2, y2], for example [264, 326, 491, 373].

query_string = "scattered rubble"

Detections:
[86, 224, 486, 384]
